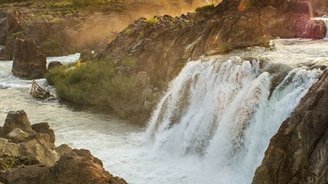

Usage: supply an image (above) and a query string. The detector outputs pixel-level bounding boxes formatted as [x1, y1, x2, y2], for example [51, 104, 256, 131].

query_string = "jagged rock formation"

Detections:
[0, 110, 59, 166]
[12, 38, 46, 79]
[253, 69, 328, 184]
[0, 110, 127, 184]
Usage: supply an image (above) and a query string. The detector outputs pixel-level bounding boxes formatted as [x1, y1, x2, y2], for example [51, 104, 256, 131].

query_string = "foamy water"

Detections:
[0, 39, 327, 184]
[0, 53, 80, 89]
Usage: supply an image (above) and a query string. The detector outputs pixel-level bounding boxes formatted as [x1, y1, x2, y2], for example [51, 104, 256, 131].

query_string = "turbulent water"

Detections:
[145, 58, 321, 183]
[0, 39, 327, 184]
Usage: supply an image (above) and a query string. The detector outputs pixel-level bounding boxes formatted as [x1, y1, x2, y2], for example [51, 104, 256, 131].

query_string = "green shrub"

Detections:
[46, 58, 155, 122]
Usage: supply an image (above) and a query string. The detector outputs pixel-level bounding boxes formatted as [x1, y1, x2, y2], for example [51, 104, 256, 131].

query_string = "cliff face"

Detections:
[99, 0, 327, 90]
[99, 2, 270, 88]
[253, 70, 328, 184]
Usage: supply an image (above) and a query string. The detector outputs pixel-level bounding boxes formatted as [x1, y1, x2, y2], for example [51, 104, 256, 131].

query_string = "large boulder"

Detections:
[303, 19, 327, 39]
[12, 38, 46, 79]
[3, 110, 34, 135]
[253, 70, 328, 184]
[0, 149, 127, 184]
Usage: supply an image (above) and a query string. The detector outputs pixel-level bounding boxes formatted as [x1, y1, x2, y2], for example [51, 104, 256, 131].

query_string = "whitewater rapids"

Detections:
[145, 56, 321, 183]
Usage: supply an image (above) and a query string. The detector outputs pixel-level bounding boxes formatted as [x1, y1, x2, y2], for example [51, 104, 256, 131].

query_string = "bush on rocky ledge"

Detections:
[46, 58, 160, 124]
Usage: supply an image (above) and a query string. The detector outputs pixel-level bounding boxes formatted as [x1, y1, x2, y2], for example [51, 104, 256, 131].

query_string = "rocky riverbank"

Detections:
[0, 110, 126, 184]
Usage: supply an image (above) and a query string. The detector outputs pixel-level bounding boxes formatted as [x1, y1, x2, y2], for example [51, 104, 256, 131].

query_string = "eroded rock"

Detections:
[3, 110, 34, 135]
[12, 38, 46, 79]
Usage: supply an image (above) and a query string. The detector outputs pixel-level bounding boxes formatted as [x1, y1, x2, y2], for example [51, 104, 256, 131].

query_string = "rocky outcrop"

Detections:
[98, 0, 328, 91]
[303, 19, 327, 39]
[12, 38, 46, 79]
[0, 110, 127, 184]
[3, 110, 33, 135]
[253, 69, 328, 184]
[0, 149, 127, 184]
[0, 110, 58, 166]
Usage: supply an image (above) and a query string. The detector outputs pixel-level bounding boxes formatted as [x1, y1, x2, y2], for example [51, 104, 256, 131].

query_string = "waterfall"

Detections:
[145, 57, 321, 183]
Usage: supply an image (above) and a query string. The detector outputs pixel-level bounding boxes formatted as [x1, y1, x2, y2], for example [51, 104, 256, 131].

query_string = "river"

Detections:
[0, 39, 327, 184]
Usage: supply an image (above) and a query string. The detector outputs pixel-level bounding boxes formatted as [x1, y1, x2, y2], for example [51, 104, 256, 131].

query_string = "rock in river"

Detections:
[12, 38, 46, 79]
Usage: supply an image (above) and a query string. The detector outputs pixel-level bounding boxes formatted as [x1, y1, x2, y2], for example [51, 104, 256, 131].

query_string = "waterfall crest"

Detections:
[145, 57, 321, 183]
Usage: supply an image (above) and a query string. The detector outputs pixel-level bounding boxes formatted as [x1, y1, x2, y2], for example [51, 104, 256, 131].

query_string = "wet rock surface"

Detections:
[253, 69, 328, 184]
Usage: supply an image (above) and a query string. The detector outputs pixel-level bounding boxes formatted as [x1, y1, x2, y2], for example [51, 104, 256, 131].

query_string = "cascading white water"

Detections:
[145, 56, 321, 183]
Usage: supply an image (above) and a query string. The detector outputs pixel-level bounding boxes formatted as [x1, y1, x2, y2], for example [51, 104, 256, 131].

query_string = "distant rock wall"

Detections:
[253, 69, 328, 184]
